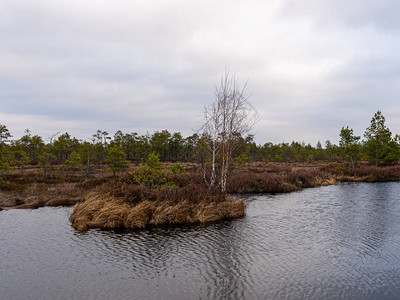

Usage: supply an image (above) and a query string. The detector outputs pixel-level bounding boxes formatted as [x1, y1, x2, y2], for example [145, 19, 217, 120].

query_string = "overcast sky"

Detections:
[1, 0, 400, 145]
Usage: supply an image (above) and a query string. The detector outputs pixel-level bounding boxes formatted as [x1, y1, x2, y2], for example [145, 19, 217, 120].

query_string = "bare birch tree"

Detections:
[202, 100, 221, 188]
[202, 71, 256, 194]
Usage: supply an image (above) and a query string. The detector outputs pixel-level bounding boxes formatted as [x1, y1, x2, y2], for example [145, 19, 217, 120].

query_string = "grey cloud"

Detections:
[282, 0, 400, 32]
[2, 0, 400, 145]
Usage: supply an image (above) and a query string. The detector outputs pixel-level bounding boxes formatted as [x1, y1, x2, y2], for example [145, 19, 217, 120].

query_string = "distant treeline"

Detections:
[0, 110, 399, 170]
[0, 127, 338, 166]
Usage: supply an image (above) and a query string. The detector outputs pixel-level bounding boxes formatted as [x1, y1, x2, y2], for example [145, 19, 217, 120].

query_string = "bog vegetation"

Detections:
[1, 84, 400, 231]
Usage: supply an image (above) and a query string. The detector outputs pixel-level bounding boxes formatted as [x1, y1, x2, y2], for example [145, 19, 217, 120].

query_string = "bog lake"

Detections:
[2, 182, 400, 299]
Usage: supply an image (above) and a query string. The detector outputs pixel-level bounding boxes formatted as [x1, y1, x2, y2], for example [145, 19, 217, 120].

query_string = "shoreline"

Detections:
[2, 162, 400, 231]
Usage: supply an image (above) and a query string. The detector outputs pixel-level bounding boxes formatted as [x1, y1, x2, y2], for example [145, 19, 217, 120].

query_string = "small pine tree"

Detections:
[65, 151, 82, 167]
[131, 152, 176, 189]
[105, 145, 128, 176]
[364, 111, 398, 166]
[0, 153, 10, 182]
[171, 162, 187, 174]
[339, 126, 360, 168]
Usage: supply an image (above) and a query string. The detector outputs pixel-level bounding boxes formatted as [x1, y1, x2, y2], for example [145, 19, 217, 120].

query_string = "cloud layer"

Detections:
[1, 0, 400, 144]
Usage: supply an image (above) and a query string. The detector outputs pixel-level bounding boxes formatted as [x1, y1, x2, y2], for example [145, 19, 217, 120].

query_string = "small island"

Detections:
[69, 153, 246, 231]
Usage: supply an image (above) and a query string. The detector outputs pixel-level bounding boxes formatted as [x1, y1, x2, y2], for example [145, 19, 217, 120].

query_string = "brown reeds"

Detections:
[70, 190, 245, 231]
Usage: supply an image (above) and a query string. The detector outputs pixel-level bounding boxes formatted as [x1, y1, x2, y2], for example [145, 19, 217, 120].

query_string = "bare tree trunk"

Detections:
[202, 70, 256, 194]
[210, 137, 217, 186]
[203, 136, 217, 188]
[86, 147, 91, 178]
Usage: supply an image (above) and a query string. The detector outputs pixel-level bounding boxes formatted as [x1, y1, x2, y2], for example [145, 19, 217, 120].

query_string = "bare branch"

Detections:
[201, 70, 257, 193]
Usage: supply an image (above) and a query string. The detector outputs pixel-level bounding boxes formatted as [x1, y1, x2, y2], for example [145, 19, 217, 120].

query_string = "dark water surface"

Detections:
[2, 182, 400, 299]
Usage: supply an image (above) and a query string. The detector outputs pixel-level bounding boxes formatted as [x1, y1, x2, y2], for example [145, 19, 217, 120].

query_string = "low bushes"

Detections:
[350, 165, 400, 181]
[0, 171, 109, 209]
[227, 168, 334, 194]
[227, 172, 294, 193]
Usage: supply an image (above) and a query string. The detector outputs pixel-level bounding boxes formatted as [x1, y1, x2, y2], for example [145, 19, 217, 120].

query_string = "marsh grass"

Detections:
[70, 188, 245, 231]
[70, 170, 245, 231]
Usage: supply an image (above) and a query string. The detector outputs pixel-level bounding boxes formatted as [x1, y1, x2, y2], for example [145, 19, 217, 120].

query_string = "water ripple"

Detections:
[3, 182, 400, 299]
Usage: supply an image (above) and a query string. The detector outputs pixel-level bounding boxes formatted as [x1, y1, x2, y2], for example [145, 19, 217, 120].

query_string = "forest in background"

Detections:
[0, 110, 399, 178]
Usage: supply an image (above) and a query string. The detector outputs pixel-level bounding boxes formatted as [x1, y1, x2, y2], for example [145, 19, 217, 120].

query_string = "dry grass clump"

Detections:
[70, 187, 245, 232]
